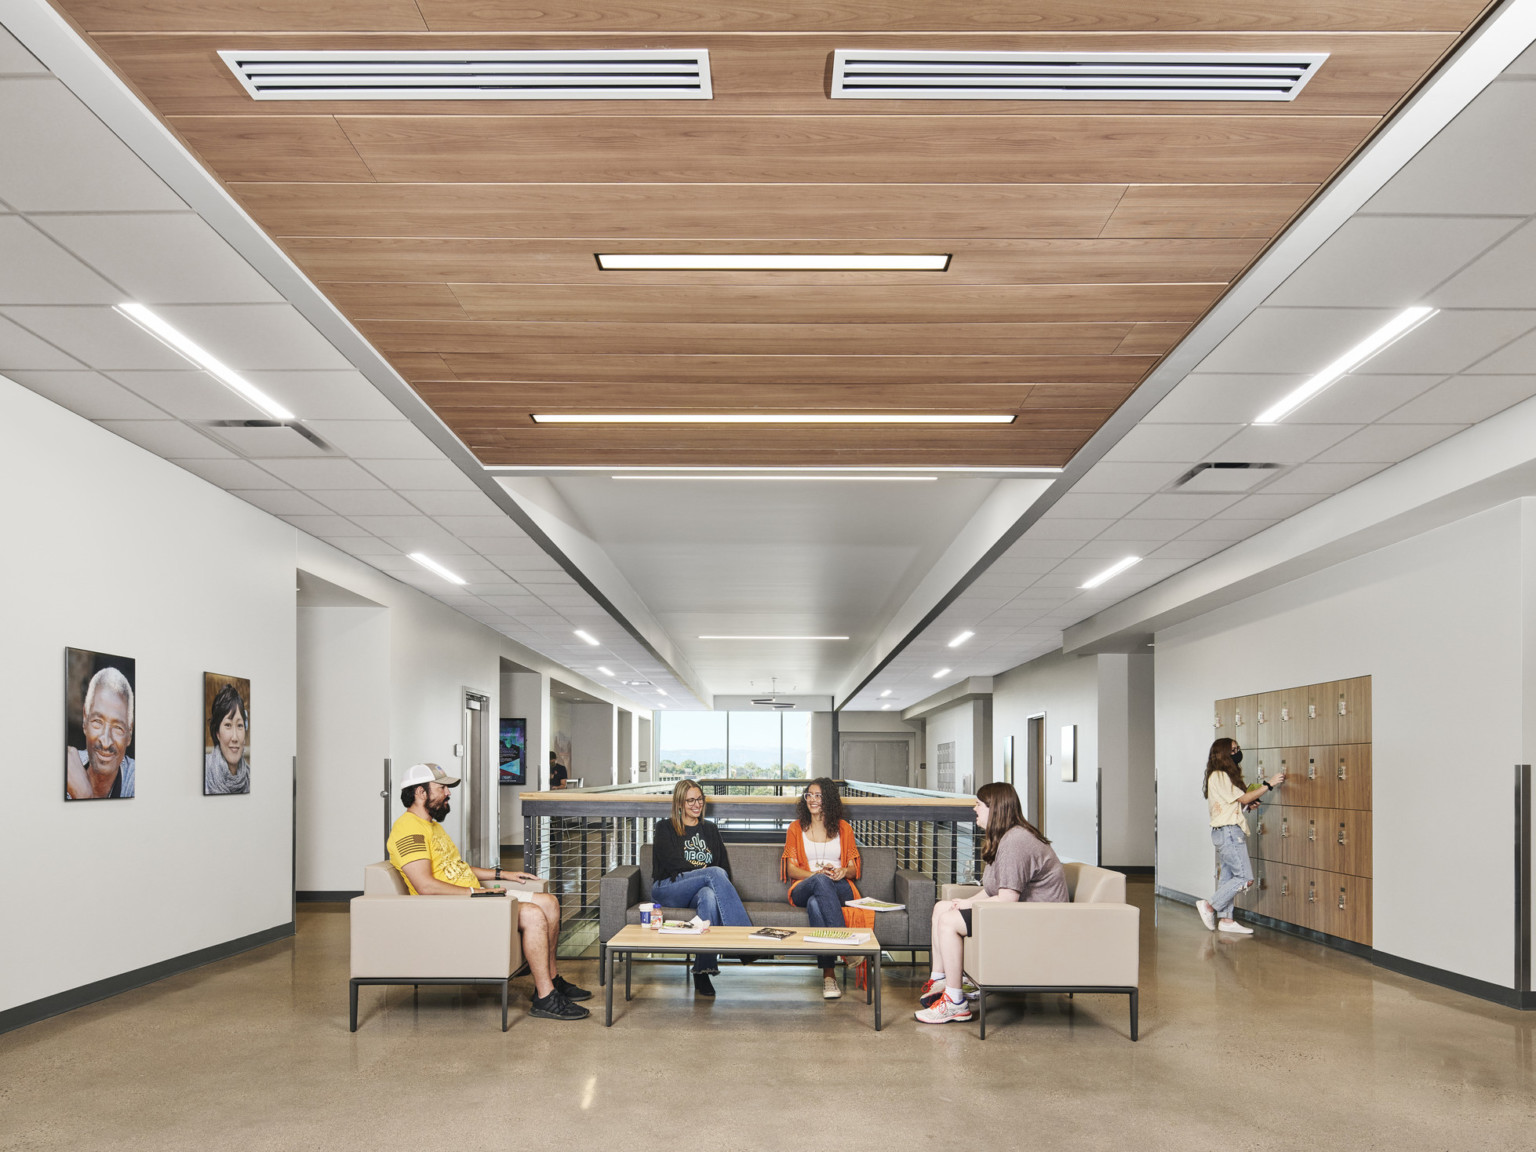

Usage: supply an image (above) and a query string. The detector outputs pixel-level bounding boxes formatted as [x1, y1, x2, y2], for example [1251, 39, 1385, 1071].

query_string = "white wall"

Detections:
[571, 700, 616, 786]
[1097, 653, 1156, 868]
[296, 606, 389, 890]
[498, 669, 545, 845]
[1155, 501, 1526, 987]
[1, 378, 296, 1014]
[923, 698, 989, 795]
[992, 650, 1100, 864]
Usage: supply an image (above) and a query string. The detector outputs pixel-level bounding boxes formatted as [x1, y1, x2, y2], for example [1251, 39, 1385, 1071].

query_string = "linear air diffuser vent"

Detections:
[830, 50, 1327, 101]
[219, 49, 712, 101]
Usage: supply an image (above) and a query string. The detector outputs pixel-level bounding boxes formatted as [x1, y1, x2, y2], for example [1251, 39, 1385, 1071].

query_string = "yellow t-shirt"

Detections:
[387, 811, 481, 894]
[1207, 771, 1250, 834]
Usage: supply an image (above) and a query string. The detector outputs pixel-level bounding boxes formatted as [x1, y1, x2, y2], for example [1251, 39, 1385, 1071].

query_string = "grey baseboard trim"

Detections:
[296, 890, 361, 903]
[1105, 865, 1155, 876]
[1156, 884, 1535, 1010]
[0, 921, 295, 1036]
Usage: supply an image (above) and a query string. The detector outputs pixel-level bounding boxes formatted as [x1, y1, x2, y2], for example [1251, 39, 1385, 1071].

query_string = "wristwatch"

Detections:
[494, 866, 503, 880]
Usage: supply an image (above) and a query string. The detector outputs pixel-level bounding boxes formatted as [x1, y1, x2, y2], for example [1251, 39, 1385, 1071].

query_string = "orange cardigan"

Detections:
[780, 820, 876, 931]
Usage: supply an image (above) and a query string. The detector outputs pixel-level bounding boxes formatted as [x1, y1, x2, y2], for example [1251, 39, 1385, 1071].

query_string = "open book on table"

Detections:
[803, 929, 872, 945]
[844, 897, 905, 912]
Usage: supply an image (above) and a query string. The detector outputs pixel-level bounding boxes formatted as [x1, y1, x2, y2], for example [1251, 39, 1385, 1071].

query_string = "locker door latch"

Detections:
[1307, 882, 1317, 904]
[1337, 887, 1347, 911]
[1337, 823, 1347, 846]
[1337, 758, 1348, 781]
[1307, 821, 1316, 842]
[1308, 758, 1317, 780]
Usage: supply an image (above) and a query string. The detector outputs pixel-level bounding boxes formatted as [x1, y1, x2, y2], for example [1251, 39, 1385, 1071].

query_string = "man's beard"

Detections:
[427, 798, 451, 821]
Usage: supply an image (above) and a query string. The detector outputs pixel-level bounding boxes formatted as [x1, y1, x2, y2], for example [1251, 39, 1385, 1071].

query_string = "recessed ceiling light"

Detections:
[597, 666, 615, 676]
[932, 668, 952, 679]
[114, 303, 295, 421]
[1253, 306, 1437, 425]
[573, 629, 600, 646]
[532, 413, 1014, 425]
[878, 690, 893, 698]
[881, 704, 892, 710]
[408, 552, 466, 585]
[657, 689, 668, 696]
[948, 630, 975, 648]
[1081, 556, 1142, 589]
[698, 635, 850, 641]
[612, 474, 937, 482]
[596, 253, 950, 271]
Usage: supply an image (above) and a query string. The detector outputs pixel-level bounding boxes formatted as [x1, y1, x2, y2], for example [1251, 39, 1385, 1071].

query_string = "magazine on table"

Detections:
[747, 927, 795, 941]
[845, 897, 905, 912]
[804, 929, 872, 945]
[658, 915, 711, 934]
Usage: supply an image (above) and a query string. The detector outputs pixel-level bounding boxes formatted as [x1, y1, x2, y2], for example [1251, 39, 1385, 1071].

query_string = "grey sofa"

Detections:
[599, 842, 935, 976]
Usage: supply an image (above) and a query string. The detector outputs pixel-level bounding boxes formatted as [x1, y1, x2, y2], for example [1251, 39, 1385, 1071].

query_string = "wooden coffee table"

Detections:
[603, 924, 884, 1029]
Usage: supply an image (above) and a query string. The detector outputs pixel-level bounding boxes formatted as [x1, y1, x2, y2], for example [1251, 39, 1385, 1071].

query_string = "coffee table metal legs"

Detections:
[625, 951, 632, 1001]
[874, 950, 882, 1031]
[604, 948, 614, 1026]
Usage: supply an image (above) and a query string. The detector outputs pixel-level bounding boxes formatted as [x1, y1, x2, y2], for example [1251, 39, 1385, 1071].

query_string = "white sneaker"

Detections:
[915, 994, 973, 1024]
[1196, 899, 1217, 931]
[1218, 919, 1254, 935]
[823, 975, 842, 1000]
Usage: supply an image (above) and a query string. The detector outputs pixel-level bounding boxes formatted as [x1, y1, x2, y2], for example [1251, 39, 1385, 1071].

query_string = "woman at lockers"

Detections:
[1197, 737, 1286, 936]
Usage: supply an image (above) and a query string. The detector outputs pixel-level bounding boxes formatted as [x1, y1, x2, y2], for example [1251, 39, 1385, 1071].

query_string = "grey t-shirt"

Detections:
[982, 825, 1069, 902]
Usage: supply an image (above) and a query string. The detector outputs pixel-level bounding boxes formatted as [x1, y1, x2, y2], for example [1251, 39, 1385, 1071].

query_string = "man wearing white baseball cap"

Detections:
[387, 762, 590, 1020]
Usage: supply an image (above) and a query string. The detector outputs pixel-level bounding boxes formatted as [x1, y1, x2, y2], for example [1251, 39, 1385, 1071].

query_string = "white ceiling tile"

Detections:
[259, 457, 387, 489]
[1366, 82, 1536, 215]
[30, 213, 284, 305]
[350, 514, 451, 537]
[0, 79, 186, 212]
[434, 514, 524, 538]
[229, 488, 331, 517]
[97, 419, 234, 459]
[1144, 374, 1288, 425]
[1002, 538, 1081, 559]
[1024, 518, 1114, 540]
[1432, 218, 1536, 308]
[1073, 538, 1183, 558]
[1511, 47, 1536, 75]
[1209, 423, 1358, 463]
[1216, 492, 1327, 519]
[1366, 309, 1536, 375]
[1069, 460, 1191, 493]
[1381, 374, 1536, 423]
[361, 458, 478, 490]
[0, 217, 119, 303]
[303, 419, 442, 459]
[108, 370, 273, 421]
[312, 489, 420, 516]
[1266, 216, 1520, 308]
[168, 458, 288, 489]
[155, 304, 350, 371]
[283, 515, 371, 538]
[1043, 492, 1147, 519]
[1148, 539, 1231, 561]
[1179, 518, 1279, 541]
[1311, 423, 1466, 463]
[1258, 461, 1389, 494]
[1197, 307, 1398, 375]
[1130, 492, 1245, 518]
[0, 28, 45, 73]
[401, 489, 500, 516]
[0, 314, 83, 369]
[243, 370, 405, 421]
[1465, 327, 1536, 374]
[483, 549, 562, 570]
[1101, 422, 1240, 463]
[5, 370, 164, 419]
[1096, 518, 1199, 543]
[378, 526, 477, 554]
[1280, 373, 1445, 424]
[0, 305, 187, 369]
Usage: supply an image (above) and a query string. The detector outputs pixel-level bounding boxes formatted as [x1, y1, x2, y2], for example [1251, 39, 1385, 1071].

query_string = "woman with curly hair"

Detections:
[1196, 737, 1285, 936]
[780, 777, 875, 1000]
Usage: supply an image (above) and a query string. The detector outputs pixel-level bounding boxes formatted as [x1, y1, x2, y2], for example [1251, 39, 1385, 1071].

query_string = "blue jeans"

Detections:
[1210, 825, 1254, 919]
[791, 872, 856, 972]
[651, 866, 752, 973]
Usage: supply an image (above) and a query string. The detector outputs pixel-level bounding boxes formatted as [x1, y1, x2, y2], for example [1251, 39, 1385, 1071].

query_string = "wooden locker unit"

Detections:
[1325, 873, 1372, 945]
[1274, 747, 1308, 803]
[1305, 681, 1340, 746]
[1253, 691, 1281, 748]
[1250, 802, 1280, 863]
[1319, 809, 1372, 878]
[1233, 695, 1257, 749]
[1298, 746, 1340, 809]
[1276, 684, 1306, 747]
[1333, 744, 1372, 810]
[1214, 698, 1235, 743]
[1338, 677, 1372, 743]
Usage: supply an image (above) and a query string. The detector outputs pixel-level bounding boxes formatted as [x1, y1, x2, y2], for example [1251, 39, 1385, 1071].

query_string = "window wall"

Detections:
[657, 711, 813, 780]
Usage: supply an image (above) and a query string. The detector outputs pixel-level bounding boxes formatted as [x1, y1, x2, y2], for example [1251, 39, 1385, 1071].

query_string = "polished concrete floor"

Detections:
[4, 879, 1534, 1151]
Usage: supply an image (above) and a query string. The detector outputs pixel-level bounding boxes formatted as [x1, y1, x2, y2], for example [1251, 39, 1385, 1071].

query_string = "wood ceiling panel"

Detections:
[411, 354, 1159, 385]
[64, 0, 430, 31]
[317, 114, 1376, 184]
[96, 32, 1455, 118]
[284, 237, 1266, 285]
[234, 182, 1131, 238]
[1101, 184, 1318, 237]
[413, 381, 1124, 409]
[360, 319, 1148, 356]
[170, 116, 376, 181]
[1113, 322, 1193, 355]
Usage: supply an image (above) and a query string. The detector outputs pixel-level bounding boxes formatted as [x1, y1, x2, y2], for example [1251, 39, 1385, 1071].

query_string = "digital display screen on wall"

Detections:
[499, 717, 526, 785]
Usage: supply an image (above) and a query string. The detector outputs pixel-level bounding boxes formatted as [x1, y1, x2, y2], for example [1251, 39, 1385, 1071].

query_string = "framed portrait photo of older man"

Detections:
[203, 673, 251, 796]
[65, 647, 137, 801]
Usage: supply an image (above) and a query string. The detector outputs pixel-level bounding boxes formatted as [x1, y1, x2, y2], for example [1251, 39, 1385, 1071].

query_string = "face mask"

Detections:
[1231, 750, 1244, 766]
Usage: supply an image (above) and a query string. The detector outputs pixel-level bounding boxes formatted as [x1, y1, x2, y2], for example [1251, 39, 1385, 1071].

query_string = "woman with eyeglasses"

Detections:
[651, 778, 753, 997]
[780, 777, 875, 1000]
[1196, 737, 1286, 936]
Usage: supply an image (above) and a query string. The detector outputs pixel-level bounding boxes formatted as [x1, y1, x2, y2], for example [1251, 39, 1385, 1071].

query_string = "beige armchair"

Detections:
[943, 861, 1140, 1040]
[349, 861, 547, 1031]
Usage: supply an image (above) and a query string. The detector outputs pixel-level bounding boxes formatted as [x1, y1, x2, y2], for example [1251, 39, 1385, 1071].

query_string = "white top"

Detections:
[805, 834, 842, 872]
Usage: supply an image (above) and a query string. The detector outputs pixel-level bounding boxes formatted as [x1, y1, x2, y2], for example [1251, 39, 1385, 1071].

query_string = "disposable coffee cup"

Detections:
[639, 901, 656, 928]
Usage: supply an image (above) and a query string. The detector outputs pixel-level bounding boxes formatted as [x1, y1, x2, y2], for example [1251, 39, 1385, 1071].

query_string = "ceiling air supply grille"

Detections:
[218, 49, 713, 101]
[830, 50, 1328, 101]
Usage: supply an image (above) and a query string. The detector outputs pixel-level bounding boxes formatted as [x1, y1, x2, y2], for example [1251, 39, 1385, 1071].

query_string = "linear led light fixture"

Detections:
[1253, 306, 1438, 425]
[597, 666, 615, 676]
[878, 690, 893, 698]
[612, 474, 937, 482]
[932, 668, 953, 679]
[408, 552, 466, 585]
[114, 303, 294, 421]
[597, 254, 950, 271]
[573, 629, 600, 646]
[1081, 556, 1142, 589]
[948, 630, 975, 648]
[487, 465, 1062, 474]
[881, 704, 893, 710]
[532, 414, 1015, 424]
[698, 634, 850, 641]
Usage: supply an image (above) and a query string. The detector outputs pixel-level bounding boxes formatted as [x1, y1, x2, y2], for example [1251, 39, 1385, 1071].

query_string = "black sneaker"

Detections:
[693, 972, 716, 997]
[530, 990, 590, 1021]
[553, 974, 592, 1002]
